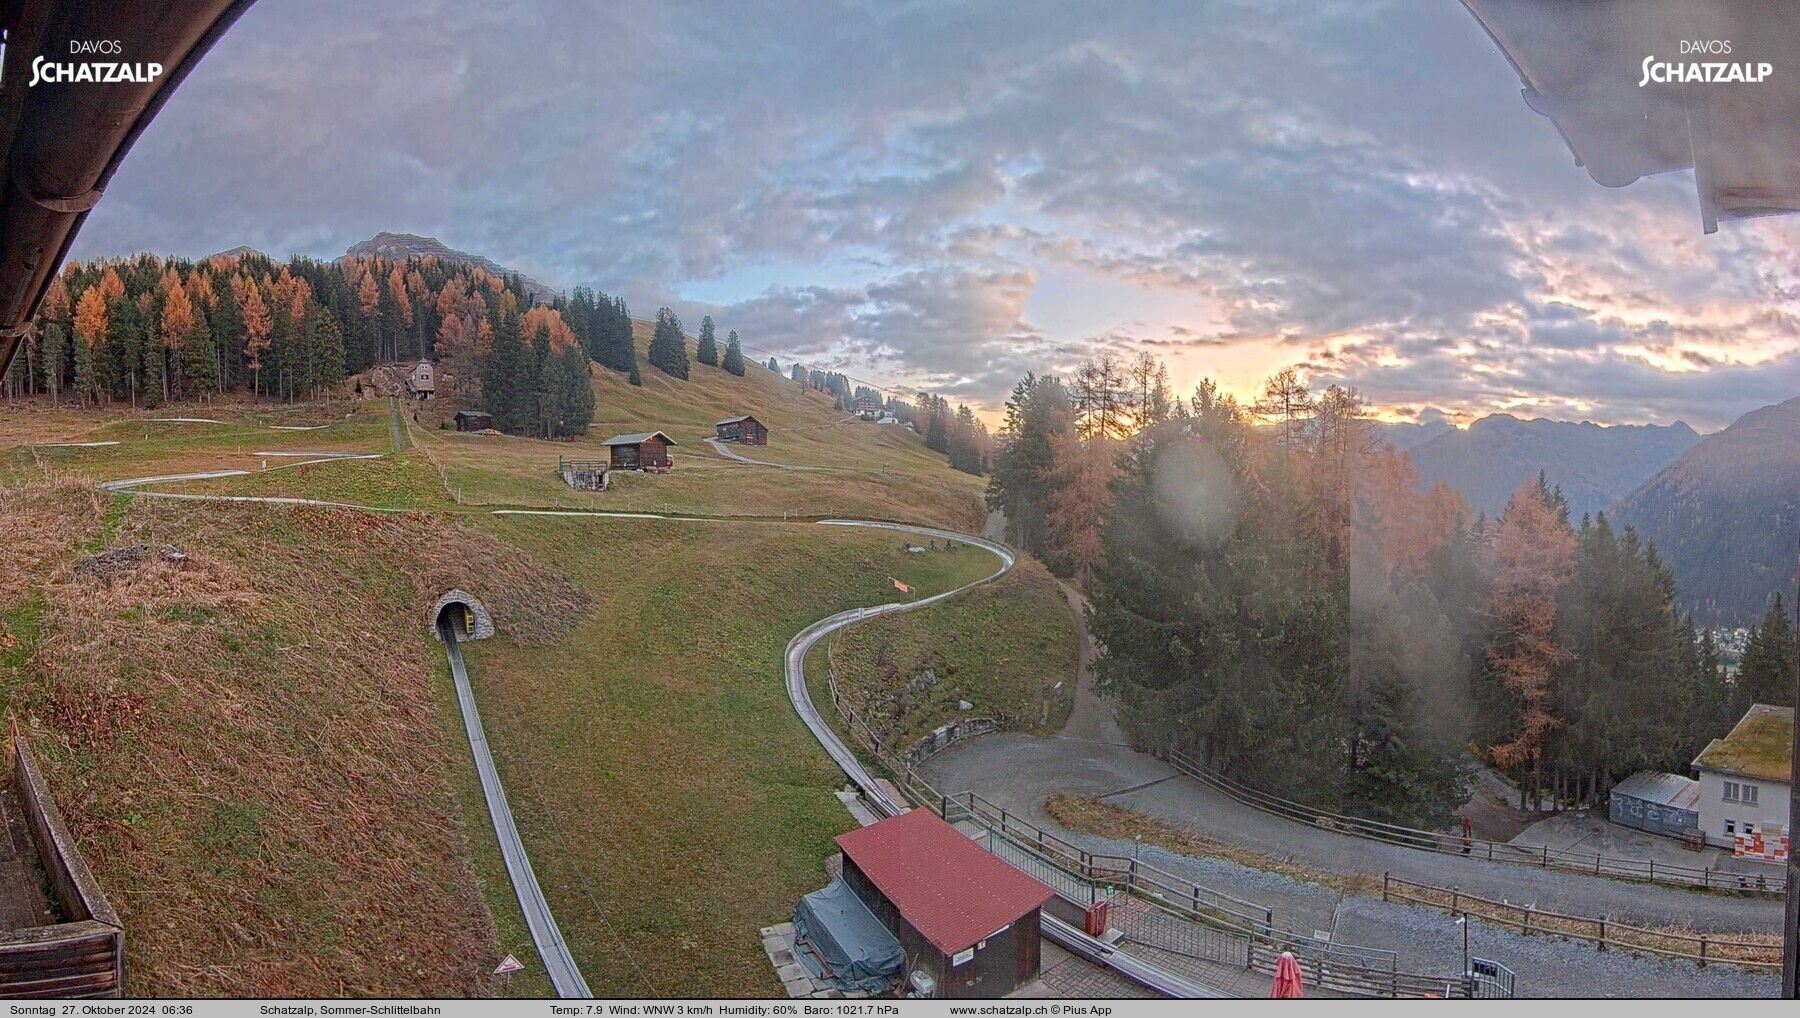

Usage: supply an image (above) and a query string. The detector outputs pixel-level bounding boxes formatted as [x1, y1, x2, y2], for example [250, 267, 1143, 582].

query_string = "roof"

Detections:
[1611, 771, 1700, 811]
[835, 809, 1055, 955]
[1693, 704, 1794, 783]
[601, 431, 678, 447]
[454, 410, 492, 420]
[715, 415, 760, 426]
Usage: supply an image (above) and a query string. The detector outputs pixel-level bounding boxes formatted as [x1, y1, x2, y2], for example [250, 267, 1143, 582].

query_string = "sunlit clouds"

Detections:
[70, 0, 1800, 429]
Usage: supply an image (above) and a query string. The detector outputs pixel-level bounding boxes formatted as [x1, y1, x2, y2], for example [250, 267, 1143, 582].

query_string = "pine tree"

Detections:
[1736, 595, 1796, 709]
[39, 321, 66, 405]
[647, 307, 689, 379]
[722, 330, 745, 376]
[696, 315, 718, 366]
[766, 356, 780, 373]
[482, 310, 526, 432]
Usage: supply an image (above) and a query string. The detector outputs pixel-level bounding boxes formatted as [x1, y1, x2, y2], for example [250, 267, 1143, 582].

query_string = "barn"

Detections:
[715, 415, 768, 445]
[453, 410, 493, 432]
[602, 431, 677, 471]
[834, 809, 1054, 998]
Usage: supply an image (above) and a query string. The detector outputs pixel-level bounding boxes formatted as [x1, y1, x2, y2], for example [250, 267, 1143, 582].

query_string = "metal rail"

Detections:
[439, 624, 591, 998]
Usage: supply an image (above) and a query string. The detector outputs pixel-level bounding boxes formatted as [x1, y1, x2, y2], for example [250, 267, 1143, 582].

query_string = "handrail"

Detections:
[1162, 746, 1786, 896]
[1383, 874, 1781, 971]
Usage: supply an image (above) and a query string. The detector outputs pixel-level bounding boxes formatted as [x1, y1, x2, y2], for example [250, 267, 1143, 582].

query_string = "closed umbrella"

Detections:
[1269, 951, 1305, 999]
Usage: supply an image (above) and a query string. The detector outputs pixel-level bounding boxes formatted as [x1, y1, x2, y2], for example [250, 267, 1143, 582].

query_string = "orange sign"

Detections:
[891, 577, 913, 594]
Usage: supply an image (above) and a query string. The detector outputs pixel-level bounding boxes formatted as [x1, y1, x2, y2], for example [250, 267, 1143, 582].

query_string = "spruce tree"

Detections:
[1736, 595, 1796, 709]
[696, 315, 718, 366]
[723, 330, 746, 376]
[647, 307, 689, 379]
[40, 321, 66, 405]
[482, 310, 526, 432]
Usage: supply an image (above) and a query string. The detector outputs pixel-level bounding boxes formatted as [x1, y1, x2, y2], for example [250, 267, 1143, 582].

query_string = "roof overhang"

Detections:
[0, 0, 259, 378]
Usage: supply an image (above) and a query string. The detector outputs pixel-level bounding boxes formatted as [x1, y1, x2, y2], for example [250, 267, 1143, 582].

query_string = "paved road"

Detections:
[704, 436, 827, 470]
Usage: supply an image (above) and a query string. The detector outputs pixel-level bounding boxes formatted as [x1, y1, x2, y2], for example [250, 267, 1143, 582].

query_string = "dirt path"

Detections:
[1052, 579, 1125, 747]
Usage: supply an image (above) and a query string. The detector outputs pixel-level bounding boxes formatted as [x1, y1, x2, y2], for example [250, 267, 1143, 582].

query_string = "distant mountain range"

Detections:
[342, 232, 561, 302]
[1406, 413, 1701, 522]
[1614, 397, 1800, 625]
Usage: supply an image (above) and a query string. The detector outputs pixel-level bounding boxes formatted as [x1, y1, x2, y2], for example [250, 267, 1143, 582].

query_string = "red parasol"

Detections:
[1270, 951, 1305, 999]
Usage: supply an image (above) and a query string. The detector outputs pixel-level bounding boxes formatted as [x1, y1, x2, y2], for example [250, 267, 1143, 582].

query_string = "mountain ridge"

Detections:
[342, 232, 562, 302]
[1613, 396, 1800, 624]
[1406, 412, 1700, 521]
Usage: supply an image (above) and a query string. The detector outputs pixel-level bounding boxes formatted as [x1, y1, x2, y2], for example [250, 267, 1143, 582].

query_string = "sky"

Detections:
[69, 0, 1800, 430]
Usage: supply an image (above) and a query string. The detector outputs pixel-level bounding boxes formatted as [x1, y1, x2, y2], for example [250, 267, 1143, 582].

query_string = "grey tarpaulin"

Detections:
[793, 877, 903, 994]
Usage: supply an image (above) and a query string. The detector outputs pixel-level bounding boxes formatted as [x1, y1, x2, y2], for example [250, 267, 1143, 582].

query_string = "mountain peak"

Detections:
[342, 232, 561, 302]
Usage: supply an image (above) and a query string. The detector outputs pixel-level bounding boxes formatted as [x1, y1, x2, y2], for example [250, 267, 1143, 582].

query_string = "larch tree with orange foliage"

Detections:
[1484, 476, 1575, 809]
[1045, 430, 1119, 586]
[236, 276, 273, 397]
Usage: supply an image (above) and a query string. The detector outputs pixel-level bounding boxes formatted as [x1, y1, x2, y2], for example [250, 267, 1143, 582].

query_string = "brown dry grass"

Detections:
[1, 470, 586, 997]
[1045, 793, 1378, 895]
[0, 471, 108, 605]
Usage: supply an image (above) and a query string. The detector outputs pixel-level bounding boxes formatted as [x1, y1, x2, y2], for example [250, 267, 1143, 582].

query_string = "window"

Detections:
[1725, 781, 1760, 804]
[1724, 780, 1739, 802]
[1725, 819, 1736, 835]
[1743, 784, 1759, 805]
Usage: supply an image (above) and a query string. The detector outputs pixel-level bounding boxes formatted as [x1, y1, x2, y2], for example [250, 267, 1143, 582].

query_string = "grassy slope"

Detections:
[460, 514, 1001, 995]
[0, 341, 1063, 997]
[409, 330, 986, 527]
[0, 476, 591, 996]
[825, 558, 1078, 748]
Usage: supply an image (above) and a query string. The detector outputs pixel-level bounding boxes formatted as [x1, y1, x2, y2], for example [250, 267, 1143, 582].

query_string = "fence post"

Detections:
[1703, 867, 1710, 889]
[1451, 887, 1459, 916]
[1647, 858, 1654, 882]
[1192, 883, 1201, 914]
[1597, 919, 1606, 952]
[1541, 844, 1549, 868]
[1263, 907, 1274, 938]
[1382, 872, 1389, 901]
[940, 792, 948, 819]
[1699, 936, 1707, 968]
[1523, 907, 1533, 936]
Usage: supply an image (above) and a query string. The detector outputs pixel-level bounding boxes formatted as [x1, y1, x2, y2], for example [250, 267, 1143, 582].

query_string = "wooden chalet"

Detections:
[602, 431, 677, 471]
[454, 410, 493, 432]
[834, 809, 1054, 998]
[406, 360, 436, 399]
[714, 415, 768, 445]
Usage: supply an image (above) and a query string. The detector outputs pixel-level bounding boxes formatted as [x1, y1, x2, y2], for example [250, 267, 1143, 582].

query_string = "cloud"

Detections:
[67, 0, 1800, 427]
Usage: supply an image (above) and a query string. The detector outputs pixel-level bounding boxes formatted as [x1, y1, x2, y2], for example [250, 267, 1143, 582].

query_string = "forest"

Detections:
[6, 251, 751, 440]
[985, 356, 1789, 828]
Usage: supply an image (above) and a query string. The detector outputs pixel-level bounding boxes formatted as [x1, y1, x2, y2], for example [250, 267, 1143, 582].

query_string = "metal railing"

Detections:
[1382, 874, 1781, 971]
[936, 790, 1493, 998]
[1162, 746, 1786, 896]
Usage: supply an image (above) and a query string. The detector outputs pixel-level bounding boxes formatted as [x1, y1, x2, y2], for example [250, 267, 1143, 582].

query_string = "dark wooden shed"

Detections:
[835, 809, 1054, 998]
[602, 431, 677, 471]
[454, 410, 493, 433]
[714, 415, 768, 445]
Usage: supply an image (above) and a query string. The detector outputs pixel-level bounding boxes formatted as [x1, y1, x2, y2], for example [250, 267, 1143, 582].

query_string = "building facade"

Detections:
[1692, 704, 1793, 858]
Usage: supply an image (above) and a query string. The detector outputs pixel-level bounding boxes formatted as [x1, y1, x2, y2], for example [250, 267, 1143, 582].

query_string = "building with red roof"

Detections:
[834, 808, 1056, 998]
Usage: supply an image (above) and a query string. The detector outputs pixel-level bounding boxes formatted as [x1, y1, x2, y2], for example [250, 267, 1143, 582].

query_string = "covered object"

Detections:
[793, 877, 902, 995]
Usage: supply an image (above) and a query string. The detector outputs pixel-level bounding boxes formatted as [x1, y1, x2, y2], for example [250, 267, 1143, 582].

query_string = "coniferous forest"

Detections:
[8, 251, 698, 439]
[985, 357, 1765, 828]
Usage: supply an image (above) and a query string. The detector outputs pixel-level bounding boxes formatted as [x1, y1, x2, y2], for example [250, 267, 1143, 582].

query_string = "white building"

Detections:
[1691, 703, 1792, 860]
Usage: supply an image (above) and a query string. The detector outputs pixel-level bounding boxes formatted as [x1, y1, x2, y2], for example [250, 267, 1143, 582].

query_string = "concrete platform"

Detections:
[1507, 810, 1780, 878]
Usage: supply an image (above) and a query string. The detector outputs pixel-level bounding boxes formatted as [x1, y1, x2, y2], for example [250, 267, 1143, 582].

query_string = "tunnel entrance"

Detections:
[429, 589, 494, 643]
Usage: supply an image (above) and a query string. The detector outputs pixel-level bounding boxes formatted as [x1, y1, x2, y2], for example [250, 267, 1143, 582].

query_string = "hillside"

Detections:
[343, 232, 561, 301]
[408, 325, 986, 526]
[1408, 413, 1700, 520]
[1614, 397, 1800, 625]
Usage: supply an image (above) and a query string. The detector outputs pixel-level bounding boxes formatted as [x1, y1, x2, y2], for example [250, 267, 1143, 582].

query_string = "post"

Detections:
[1542, 844, 1550, 868]
[1598, 919, 1606, 952]
[1784, 535, 1800, 997]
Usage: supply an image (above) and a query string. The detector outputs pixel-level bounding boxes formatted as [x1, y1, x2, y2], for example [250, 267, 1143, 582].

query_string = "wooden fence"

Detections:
[1381, 874, 1780, 971]
[1162, 746, 1785, 896]
[2, 728, 124, 998]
